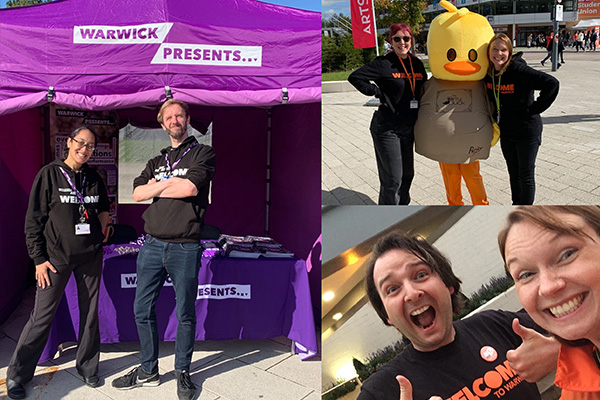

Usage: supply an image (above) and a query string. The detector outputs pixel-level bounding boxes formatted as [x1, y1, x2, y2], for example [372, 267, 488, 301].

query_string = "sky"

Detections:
[322, 0, 350, 17]
[0, 0, 322, 11]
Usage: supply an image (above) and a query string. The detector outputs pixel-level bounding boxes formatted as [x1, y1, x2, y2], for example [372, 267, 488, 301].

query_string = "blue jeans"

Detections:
[134, 235, 201, 373]
[541, 50, 552, 64]
[370, 111, 415, 205]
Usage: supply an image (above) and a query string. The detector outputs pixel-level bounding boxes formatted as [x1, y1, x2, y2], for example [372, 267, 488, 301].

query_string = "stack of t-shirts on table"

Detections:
[217, 235, 295, 258]
[248, 236, 295, 258]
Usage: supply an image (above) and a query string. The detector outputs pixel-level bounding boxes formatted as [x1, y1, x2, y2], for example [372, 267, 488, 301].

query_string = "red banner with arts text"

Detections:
[351, 0, 376, 48]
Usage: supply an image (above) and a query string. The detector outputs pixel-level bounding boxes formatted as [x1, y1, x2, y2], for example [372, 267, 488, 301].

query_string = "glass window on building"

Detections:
[563, 0, 575, 12]
[496, 0, 513, 15]
[481, 2, 495, 16]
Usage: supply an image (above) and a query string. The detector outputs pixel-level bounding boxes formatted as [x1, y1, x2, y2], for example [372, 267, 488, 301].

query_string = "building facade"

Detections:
[422, 0, 599, 47]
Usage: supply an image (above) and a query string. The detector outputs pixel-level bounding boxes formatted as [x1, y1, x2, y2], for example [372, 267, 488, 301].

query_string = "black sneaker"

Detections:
[111, 366, 160, 390]
[175, 370, 196, 400]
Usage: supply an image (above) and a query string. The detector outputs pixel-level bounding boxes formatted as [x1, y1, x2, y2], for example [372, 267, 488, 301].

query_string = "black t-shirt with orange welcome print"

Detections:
[358, 310, 542, 400]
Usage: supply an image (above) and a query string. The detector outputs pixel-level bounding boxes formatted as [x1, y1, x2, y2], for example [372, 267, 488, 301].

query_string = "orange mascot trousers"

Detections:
[439, 161, 489, 205]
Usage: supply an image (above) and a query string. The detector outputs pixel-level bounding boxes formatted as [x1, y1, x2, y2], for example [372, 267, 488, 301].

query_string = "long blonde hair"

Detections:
[488, 33, 513, 76]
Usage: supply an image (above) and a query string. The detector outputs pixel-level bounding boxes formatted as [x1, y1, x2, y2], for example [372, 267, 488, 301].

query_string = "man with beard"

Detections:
[112, 100, 215, 400]
[359, 232, 560, 400]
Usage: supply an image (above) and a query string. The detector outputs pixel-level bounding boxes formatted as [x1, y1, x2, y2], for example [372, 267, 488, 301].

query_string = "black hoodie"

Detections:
[133, 135, 215, 243]
[25, 159, 110, 265]
[484, 52, 559, 142]
[348, 52, 427, 126]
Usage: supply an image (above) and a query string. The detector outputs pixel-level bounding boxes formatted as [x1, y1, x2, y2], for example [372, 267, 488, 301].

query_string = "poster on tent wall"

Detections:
[48, 104, 119, 220]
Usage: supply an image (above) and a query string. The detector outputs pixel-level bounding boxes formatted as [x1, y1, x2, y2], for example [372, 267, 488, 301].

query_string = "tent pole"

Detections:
[265, 108, 272, 236]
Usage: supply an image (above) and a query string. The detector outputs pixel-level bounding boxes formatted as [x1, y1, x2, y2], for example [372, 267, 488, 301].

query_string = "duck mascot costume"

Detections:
[414, 0, 498, 205]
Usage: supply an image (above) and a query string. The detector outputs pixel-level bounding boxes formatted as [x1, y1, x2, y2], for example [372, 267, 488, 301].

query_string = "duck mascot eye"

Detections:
[414, 0, 497, 205]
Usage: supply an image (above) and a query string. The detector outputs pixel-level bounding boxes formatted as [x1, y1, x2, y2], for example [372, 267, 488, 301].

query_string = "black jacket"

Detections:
[25, 159, 110, 265]
[484, 52, 559, 142]
[348, 52, 427, 126]
[133, 135, 215, 243]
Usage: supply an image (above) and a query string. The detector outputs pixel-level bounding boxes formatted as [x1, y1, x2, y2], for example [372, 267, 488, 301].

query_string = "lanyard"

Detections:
[59, 166, 88, 221]
[59, 166, 86, 205]
[164, 142, 198, 174]
[492, 72, 501, 122]
[398, 55, 416, 99]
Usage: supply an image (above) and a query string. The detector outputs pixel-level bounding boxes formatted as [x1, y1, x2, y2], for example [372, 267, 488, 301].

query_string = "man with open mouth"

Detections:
[358, 232, 560, 400]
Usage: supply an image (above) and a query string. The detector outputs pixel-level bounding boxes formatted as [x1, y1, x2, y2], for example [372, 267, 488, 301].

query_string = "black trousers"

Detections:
[369, 111, 415, 205]
[500, 135, 540, 205]
[7, 251, 102, 383]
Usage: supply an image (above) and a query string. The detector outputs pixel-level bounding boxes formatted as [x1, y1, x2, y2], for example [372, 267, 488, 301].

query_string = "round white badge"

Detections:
[480, 346, 498, 362]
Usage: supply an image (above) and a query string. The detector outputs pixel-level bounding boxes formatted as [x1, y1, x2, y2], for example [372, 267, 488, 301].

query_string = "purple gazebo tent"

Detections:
[0, 0, 321, 326]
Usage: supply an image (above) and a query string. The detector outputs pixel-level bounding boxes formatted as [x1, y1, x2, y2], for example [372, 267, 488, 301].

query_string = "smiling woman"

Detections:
[6, 125, 110, 400]
[498, 206, 600, 400]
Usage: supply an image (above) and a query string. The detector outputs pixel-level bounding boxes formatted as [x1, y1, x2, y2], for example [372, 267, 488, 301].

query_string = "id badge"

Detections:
[496, 110, 501, 124]
[75, 223, 91, 235]
[410, 99, 419, 109]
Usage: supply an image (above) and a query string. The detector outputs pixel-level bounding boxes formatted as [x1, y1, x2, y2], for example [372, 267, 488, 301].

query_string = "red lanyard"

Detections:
[399, 55, 416, 99]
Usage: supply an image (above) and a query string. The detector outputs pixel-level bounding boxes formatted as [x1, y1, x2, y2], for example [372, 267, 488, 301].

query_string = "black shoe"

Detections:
[111, 366, 160, 390]
[175, 370, 196, 400]
[83, 375, 100, 388]
[540, 61, 545, 66]
[7, 379, 26, 400]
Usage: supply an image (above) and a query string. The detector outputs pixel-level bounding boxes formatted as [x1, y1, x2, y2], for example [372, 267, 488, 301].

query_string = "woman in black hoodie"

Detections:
[348, 23, 427, 205]
[6, 127, 110, 399]
[485, 33, 559, 205]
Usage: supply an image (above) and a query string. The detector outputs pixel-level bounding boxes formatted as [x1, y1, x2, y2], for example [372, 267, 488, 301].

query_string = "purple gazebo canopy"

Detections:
[0, 0, 321, 325]
[0, 0, 321, 114]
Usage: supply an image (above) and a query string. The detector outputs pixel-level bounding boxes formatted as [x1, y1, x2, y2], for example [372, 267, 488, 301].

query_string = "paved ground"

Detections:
[0, 287, 321, 400]
[322, 47, 600, 205]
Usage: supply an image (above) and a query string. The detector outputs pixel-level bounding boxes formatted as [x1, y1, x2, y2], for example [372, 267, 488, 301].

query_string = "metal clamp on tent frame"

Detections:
[165, 86, 172, 100]
[281, 87, 288, 105]
[47, 86, 55, 103]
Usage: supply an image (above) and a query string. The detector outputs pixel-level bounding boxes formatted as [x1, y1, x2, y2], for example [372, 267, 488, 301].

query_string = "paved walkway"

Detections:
[322, 47, 600, 205]
[0, 287, 321, 400]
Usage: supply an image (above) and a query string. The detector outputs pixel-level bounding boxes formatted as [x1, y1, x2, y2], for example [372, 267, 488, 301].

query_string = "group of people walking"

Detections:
[6, 100, 215, 400]
[349, 24, 559, 206]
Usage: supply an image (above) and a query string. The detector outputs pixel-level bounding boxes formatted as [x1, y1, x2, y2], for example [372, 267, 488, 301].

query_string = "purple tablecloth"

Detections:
[41, 254, 318, 362]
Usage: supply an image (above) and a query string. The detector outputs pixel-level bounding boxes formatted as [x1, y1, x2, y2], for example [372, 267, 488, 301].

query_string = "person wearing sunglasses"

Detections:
[349, 23, 427, 205]
[6, 127, 110, 399]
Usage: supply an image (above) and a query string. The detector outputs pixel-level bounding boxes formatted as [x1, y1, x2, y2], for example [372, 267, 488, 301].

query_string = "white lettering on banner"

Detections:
[73, 23, 173, 44]
[197, 284, 251, 300]
[151, 44, 262, 66]
[120, 275, 251, 300]
[121, 273, 173, 288]
[121, 273, 138, 288]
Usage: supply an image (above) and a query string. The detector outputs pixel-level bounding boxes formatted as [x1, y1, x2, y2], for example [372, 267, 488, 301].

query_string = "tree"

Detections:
[322, 33, 344, 73]
[375, 0, 428, 34]
[5, 0, 51, 7]
[352, 357, 370, 382]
